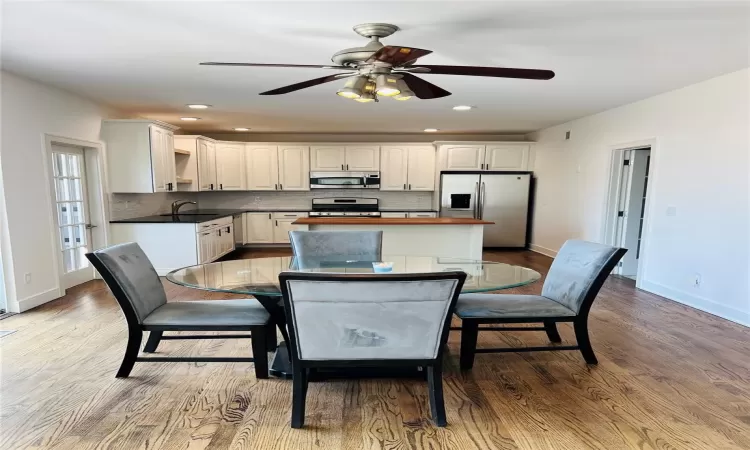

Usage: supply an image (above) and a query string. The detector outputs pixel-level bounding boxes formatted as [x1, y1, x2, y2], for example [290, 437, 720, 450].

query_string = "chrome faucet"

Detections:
[171, 200, 197, 215]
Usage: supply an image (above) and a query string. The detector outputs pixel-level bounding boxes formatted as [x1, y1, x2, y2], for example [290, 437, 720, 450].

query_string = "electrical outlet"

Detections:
[693, 273, 701, 288]
[666, 206, 677, 217]
[24, 273, 31, 284]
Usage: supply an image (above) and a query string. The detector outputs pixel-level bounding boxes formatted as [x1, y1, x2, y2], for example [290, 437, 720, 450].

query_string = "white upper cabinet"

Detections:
[345, 145, 380, 171]
[380, 146, 409, 190]
[484, 144, 530, 171]
[406, 146, 436, 191]
[215, 143, 245, 190]
[310, 146, 346, 171]
[245, 145, 279, 190]
[102, 120, 179, 193]
[278, 145, 310, 190]
[444, 145, 485, 171]
[310, 145, 379, 171]
[197, 139, 217, 191]
[380, 146, 435, 191]
[441, 143, 531, 171]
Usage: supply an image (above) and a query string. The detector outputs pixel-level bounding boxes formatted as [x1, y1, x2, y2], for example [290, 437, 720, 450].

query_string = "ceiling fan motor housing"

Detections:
[331, 23, 400, 67]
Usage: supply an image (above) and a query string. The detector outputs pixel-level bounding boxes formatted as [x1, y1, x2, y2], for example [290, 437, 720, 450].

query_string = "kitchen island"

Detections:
[292, 217, 494, 259]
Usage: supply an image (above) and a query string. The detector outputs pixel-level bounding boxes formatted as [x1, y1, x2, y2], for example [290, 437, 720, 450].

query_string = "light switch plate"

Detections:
[666, 206, 677, 216]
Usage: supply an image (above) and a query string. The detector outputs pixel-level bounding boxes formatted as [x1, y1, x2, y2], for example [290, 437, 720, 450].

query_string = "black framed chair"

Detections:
[289, 230, 382, 260]
[86, 242, 272, 379]
[455, 240, 626, 369]
[279, 270, 466, 428]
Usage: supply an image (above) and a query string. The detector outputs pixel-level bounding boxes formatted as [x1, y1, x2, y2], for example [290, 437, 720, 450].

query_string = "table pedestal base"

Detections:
[269, 341, 293, 379]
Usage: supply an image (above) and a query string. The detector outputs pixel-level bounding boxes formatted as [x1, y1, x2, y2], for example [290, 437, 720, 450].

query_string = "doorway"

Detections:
[51, 145, 96, 288]
[45, 135, 108, 294]
[605, 145, 652, 281]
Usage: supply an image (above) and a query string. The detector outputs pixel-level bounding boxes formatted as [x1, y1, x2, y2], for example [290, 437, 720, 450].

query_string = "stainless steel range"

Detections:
[309, 198, 380, 217]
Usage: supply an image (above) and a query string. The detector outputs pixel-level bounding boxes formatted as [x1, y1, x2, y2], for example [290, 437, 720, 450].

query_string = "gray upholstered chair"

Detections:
[279, 271, 466, 428]
[86, 243, 272, 379]
[455, 240, 626, 368]
[289, 230, 382, 261]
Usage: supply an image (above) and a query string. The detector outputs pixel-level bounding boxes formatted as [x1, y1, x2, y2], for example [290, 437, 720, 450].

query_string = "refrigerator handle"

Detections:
[473, 182, 480, 219]
[479, 182, 486, 219]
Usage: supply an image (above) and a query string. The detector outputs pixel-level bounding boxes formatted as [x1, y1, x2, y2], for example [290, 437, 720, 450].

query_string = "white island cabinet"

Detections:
[110, 216, 234, 275]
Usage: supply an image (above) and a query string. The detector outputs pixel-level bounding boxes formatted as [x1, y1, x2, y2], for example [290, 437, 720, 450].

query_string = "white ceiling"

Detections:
[3, 1, 749, 134]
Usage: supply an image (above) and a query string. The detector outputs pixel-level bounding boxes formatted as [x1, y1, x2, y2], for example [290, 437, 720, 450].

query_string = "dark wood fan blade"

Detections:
[259, 73, 353, 95]
[200, 62, 352, 70]
[407, 65, 555, 80]
[400, 73, 451, 99]
[365, 46, 433, 66]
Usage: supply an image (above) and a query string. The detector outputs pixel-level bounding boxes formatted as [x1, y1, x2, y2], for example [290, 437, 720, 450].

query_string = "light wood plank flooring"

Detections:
[1, 249, 749, 450]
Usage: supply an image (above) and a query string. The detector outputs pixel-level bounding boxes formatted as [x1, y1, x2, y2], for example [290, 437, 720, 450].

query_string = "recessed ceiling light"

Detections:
[233, 127, 250, 131]
[424, 128, 439, 132]
[180, 117, 200, 121]
[452, 105, 473, 111]
[187, 104, 211, 109]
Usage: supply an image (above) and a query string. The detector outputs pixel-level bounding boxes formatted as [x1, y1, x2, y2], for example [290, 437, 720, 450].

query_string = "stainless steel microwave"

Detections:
[310, 171, 380, 189]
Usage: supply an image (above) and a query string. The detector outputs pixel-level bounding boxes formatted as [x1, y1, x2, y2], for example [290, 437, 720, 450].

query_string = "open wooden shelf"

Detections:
[175, 178, 193, 184]
[174, 149, 191, 156]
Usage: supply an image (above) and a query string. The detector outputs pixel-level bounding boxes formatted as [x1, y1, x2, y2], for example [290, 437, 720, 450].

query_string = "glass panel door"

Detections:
[51, 146, 94, 288]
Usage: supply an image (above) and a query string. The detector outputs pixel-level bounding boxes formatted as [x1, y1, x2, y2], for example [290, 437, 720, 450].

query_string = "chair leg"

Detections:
[574, 318, 598, 364]
[459, 320, 479, 371]
[265, 322, 278, 352]
[291, 364, 308, 429]
[427, 363, 447, 427]
[116, 328, 142, 378]
[250, 326, 269, 379]
[143, 331, 163, 353]
[543, 320, 562, 343]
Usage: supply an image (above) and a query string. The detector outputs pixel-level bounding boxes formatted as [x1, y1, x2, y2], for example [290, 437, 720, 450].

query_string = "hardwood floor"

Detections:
[1, 249, 749, 449]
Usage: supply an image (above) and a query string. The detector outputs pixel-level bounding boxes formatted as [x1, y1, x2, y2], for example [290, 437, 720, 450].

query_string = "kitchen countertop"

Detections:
[110, 209, 308, 224]
[293, 217, 494, 225]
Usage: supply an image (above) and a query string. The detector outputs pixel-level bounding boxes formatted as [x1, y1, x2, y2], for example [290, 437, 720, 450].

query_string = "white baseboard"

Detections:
[640, 280, 749, 327]
[529, 243, 557, 258]
[16, 287, 64, 313]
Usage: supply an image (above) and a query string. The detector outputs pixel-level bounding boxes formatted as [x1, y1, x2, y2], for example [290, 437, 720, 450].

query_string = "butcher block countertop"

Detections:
[292, 217, 494, 225]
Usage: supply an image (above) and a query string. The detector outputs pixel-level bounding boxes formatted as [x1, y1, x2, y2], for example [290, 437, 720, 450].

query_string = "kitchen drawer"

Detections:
[380, 212, 408, 219]
[272, 212, 308, 219]
[195, 215, 232, 232]
[407, 212, 437, 218]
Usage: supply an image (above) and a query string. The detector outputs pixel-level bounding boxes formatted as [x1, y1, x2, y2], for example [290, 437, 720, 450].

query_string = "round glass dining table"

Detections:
[167, 255, 541, 378]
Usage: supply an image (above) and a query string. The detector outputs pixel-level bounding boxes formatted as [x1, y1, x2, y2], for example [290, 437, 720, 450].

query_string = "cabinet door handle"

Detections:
[220, 184, 223, 190]
[210, 183, 214, 190]
[346, 164, 349, 170]
[279, 184, 283, 190]
[409, 184, 412, 190]
[341, 164, 344, 170]
[275, 220, 278, 226]
[268, 213, 272, 219]
[218, 230, 221, 236]
[403, 184, 406, 190]
[274, 184, 278, 190]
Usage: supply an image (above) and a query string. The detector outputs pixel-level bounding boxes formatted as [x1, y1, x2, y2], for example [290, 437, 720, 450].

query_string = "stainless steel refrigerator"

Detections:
[439, 171, 532, 248]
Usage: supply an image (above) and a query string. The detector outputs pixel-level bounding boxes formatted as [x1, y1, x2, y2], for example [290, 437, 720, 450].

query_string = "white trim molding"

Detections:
[17, 287, 65, 313]
[528, 243, 558, 258]
[640, 280, 749, 327]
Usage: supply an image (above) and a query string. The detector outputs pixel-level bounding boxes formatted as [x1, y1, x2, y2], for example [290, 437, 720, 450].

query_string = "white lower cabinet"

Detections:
[242, 212, 308, 244]
[273, 212, 307, 243]
[197, 218, 234, 264]
[244, 212, 275, 244]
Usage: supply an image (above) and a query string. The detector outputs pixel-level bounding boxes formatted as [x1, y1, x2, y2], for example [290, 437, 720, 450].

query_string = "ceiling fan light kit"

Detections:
[201, 23, 554, 102]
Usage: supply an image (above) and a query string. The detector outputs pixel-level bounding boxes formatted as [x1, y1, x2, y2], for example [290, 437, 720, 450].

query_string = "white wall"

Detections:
[0, 71, 120, 312]
[528, 68, 750, 326]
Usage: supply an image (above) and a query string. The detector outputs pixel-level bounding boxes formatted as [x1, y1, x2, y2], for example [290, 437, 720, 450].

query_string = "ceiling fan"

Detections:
[201, 23, 555, 102]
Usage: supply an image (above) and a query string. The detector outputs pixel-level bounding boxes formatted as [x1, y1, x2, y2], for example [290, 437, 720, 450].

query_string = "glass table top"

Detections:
[166, 255, 542, 297]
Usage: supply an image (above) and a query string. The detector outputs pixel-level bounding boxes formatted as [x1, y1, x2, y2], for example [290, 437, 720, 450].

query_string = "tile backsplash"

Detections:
[111, 190, 434, 219]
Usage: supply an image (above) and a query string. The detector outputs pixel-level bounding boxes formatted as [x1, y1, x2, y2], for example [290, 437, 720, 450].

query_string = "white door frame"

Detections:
[42, 134, 109, 292]
[602, 138, 658, 289]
